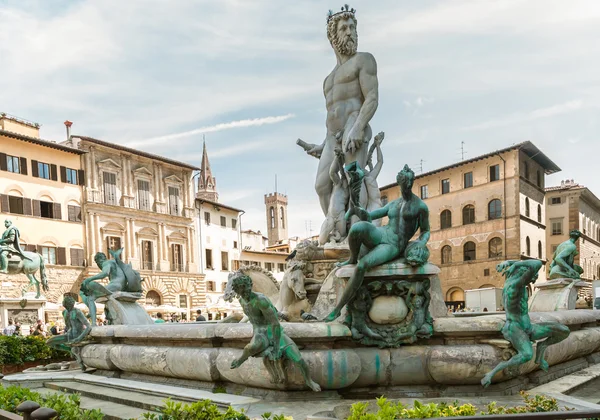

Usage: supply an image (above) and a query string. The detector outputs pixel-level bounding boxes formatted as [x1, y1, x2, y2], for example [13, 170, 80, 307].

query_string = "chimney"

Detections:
[64, 120, 73, 140]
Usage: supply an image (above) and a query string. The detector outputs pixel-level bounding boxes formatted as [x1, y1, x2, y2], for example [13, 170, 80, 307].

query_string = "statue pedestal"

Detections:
[97, 292, 153, 325]
[319, 259, 446, 347]
[529, 278, 588, 312]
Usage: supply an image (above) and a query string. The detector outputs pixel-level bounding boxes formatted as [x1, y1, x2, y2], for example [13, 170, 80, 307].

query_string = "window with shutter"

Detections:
[32, 200, 41, 217]
[66, 168, 78, 185]
[8, 196, 24, 214]
[41, 246, 57, 264]
[0, 195, 8, 212]
[31, 160, 39, 177]
[70, 248, 85, 266]
[22, 199, 32, 216]
[103, 172, 117, 205]
[142, 240, 153, 270]
[106, 236, 122, 258]
[53, 203, 62, 220]
[171, 244, 183, 271]
[50, 164, 58, 181]
[68, 205, 82, 222]
[38, 162, 50, 179]
[0, 153, 7, 171]
[221, 251, 228, 270]
[6, 155, 20, 174]
[205, 249, 213, 270]
[20, 157, 27, 175]
[168, 187, 179, 215]
[137, 180, 151, 211]
[57, 247, 67, 265]
[40, 201, 54, 219]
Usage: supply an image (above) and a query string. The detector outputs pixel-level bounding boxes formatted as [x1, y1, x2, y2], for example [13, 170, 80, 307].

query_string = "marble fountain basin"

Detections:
[80, 310, 600, 393]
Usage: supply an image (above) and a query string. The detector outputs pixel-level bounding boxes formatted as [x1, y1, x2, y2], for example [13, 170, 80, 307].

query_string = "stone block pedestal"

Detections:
[529, 278, 588, 312]
[97, 292, 153, 325]
[333, 259, 446, 347]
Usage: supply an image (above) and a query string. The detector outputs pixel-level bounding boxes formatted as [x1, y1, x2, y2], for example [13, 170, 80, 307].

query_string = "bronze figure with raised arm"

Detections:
[324, 164, 430, 322]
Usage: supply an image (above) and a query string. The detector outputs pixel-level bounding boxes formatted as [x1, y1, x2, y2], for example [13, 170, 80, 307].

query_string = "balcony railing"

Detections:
[141, 261, 154, 271]
[171, 263, 189, 273]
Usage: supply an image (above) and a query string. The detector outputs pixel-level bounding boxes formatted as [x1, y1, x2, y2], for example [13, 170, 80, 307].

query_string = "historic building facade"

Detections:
[379, 141, 560, 308]
[65, 130, 204, 319]
[545, 180, 600, 283]
[0, 115, 86, 321]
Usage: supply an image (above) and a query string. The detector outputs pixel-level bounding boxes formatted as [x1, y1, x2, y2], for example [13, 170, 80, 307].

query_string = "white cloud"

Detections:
[462, 100, 583, 131]
[125, 114, 294, 148]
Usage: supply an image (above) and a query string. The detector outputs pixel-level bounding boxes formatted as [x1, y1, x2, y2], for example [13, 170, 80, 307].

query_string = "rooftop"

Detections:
[0, 112, 40, 128]
[72, 135, 200, 170]
[380, 140, 561, 191]
[545, 179, 583, 192]
[0, 129, 85, 155]
[547, 180, 600, 211]
[195, 197, 244, 214]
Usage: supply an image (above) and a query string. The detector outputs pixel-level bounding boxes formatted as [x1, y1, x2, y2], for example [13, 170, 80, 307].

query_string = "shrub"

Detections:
[141, 399, 250, 420]
[0, 385, 103, 420]
[347, 392, 569, 419]
[0, 335, 70, 366]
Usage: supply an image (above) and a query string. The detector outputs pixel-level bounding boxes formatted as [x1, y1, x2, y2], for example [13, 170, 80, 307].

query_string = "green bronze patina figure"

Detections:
[324, 164, 430, 322]
[229, 273, 321, 392]
[0, 219, 48, 298]
[47, 295, 92, 370]
[548, 230, 583, 280]
[481, 260, 570, 387]
[80, 248, 143, 323]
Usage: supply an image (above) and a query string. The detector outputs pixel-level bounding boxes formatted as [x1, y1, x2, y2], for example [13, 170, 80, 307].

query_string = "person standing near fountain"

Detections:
[297, 5, 379, 218]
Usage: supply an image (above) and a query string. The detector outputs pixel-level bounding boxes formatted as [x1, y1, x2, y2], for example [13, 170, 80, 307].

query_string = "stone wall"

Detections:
[0, 266, 85, 303]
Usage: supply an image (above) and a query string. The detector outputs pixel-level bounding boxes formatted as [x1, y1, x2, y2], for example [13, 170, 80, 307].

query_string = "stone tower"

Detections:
[196, 141, 219, 202]
[265, 192, 288, 246]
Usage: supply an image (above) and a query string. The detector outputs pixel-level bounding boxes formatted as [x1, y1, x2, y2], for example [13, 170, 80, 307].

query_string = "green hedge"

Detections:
[0, 385, 103, 420]
[0, 385, 583, 420]
[346, 392, 570, 419]
[0, 335, 70, 366]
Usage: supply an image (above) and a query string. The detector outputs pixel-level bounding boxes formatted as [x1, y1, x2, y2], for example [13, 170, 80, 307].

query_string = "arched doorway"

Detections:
[145, 290, 162, 306]
[445, 287, 465, 311]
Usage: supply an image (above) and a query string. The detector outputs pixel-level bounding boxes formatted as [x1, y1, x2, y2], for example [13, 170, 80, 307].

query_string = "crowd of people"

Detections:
[1, 318, 65, 337]
[152, 309, 208, 324]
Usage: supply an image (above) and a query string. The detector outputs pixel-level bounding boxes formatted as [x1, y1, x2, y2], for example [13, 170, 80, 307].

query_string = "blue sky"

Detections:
[2, 0, 599, 237]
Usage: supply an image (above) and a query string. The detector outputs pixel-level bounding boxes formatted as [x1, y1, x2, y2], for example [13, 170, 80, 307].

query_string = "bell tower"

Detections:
[196, 140, 219, 202]
[264, 192, 288, 246]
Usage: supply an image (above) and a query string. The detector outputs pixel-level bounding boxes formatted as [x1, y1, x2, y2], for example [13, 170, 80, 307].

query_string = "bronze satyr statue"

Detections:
[229, 273, 321, 392]
[80, 248, 143, 322]
[481, 260, 570, 387]
[47, 295, 92, 370]
[324, 164, 430, 322]
[548, 230, 584, 280]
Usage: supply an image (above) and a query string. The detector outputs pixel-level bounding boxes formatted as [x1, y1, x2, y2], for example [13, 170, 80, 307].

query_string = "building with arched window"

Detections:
[379, 141, 560, 304]
[440, 210, 452, 229]
[0, 115, 87, 329]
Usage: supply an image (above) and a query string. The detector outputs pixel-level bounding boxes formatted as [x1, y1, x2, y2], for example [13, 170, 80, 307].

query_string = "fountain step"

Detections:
[43, 373, 260, 411]
[36, 387, 151, 420]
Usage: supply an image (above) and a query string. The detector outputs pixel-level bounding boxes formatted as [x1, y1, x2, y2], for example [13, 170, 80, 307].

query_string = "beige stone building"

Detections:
[545, 180, 600, 283]
[380, 141, 560, 308]
[0, 115, 86, 326]
[64, 130, 204, 319]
